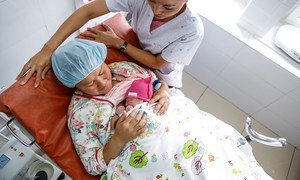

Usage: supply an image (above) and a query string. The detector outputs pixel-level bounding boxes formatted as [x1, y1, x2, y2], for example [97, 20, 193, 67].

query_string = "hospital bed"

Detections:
[0, 13, 286, 179]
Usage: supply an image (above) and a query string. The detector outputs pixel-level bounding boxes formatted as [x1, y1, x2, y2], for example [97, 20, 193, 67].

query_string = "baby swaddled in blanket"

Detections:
[52, 39, 272, 179]
[107, 92, 274, 179]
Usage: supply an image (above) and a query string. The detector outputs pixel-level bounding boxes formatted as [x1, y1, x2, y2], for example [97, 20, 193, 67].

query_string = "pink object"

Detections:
[150, 20, 165, 32]
[125, 77, 153, 101]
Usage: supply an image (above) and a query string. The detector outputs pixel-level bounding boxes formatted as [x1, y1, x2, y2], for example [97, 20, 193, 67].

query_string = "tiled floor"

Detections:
[181, 71, 300, 180]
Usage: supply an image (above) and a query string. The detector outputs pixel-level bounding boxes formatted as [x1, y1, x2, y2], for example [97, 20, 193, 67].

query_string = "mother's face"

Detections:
[147, 0, 187, 22]
[76, 63, 112, 96]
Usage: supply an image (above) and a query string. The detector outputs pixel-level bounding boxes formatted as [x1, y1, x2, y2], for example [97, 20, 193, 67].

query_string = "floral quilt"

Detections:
[103, 91, 272, 180]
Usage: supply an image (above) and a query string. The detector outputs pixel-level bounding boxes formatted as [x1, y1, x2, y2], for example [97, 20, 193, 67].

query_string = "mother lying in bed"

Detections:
[52, 39, 272, 179]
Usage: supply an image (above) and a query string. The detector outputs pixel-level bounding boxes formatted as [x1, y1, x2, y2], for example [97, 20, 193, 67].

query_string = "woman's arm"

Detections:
[121, 42, 169, 69]
[44, 0, 110, 54]
[103, 110, 147, 164]
[83, 24, 170, 69]
[17, 0, 110, 87]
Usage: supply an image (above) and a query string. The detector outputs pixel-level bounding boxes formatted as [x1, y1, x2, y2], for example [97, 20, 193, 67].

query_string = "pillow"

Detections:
[0, 13, 139, 180]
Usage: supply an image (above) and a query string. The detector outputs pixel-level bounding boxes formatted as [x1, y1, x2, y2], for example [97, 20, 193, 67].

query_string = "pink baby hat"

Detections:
[125, 77, 153, 101]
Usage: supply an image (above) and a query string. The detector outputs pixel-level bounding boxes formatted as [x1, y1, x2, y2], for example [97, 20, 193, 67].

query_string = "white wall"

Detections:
[285, 2, 300, 27]
[0, 0, 77, 89]
[186, 16, 300, 148]
[237, 0, 299, 37]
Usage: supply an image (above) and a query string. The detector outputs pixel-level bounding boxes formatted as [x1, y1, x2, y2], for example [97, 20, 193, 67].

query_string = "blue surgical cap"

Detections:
[52, 39, 107, 88]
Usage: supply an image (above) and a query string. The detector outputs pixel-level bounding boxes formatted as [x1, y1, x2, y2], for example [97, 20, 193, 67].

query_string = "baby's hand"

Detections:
[116, 105, 125, 117]
[113, 110, 147, 144]
[125, 105, 134, 112]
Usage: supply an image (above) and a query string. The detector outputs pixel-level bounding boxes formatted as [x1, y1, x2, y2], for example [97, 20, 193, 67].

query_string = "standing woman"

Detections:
[18, 0, 203, 89]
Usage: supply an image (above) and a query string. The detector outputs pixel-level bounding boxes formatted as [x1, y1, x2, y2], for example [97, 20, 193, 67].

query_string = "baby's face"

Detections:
[76, 63, 112, 95]
[126, 97, 144, 107]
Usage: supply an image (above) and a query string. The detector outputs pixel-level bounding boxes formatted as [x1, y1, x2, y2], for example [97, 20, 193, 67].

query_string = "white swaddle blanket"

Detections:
[104, 91, 272, 180]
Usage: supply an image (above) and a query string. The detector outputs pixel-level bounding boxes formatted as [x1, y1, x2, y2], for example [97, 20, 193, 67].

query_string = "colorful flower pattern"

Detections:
[68, 61, 272, 179]
[105, 93, 272, 179]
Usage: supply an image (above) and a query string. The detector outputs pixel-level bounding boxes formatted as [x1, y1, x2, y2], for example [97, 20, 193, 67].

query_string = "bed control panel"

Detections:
[0, 134, 64, 179]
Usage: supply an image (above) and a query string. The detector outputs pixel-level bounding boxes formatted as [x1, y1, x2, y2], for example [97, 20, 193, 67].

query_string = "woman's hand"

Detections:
[113, 109, 147, 145]
[103, 110, 147, 165]
[17, 44, 53, 87]
[82, 23, 123, 48]
[148, 81, 170, 116]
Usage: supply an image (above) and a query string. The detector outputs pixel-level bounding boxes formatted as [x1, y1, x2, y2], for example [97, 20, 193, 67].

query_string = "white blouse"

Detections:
[105, 0, 204, 87]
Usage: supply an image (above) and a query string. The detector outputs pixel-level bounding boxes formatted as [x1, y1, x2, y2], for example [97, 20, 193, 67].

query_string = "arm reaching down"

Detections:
[17, 0, 110, 87]
[81, 24, 170, 69]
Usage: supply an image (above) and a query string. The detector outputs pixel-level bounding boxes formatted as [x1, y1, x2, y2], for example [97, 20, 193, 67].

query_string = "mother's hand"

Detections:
[114, 110, 147, 144]
[17, 45, 53, 87]
[82, 23, 122, 48]
[148, 81, 170, 116]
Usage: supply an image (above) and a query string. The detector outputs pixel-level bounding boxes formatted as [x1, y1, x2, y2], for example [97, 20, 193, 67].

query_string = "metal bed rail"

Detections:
[0, 113, 36, 147]
[245, 117, 287, 147]
[5, 117, 35, 147]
